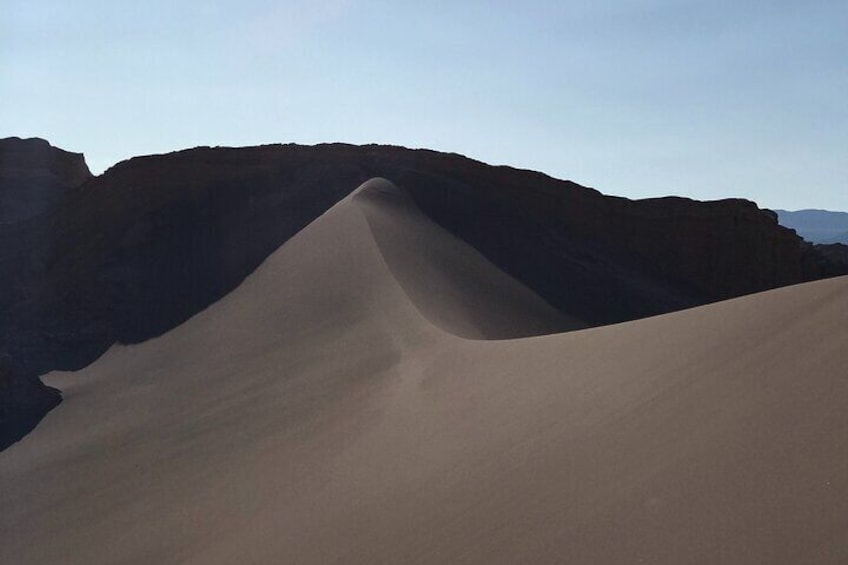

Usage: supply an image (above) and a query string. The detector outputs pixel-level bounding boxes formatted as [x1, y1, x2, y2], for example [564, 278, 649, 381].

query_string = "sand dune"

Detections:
[1, 179, 846, 564]
[354, 179, 583, 338]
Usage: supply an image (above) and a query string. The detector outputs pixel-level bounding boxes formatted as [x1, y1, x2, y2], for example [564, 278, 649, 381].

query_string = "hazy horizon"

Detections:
[4, 1, 846, 210]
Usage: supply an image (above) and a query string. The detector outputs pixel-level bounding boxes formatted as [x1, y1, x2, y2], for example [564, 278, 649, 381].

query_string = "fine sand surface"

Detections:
[1, 179, 846, 564]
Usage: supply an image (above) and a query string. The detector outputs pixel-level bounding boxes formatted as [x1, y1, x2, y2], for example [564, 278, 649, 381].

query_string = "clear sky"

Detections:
[3, 1, 846, 210]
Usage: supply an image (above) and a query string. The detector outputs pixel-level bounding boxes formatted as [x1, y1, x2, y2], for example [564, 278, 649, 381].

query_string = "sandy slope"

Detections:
[1, 179, 846, 564]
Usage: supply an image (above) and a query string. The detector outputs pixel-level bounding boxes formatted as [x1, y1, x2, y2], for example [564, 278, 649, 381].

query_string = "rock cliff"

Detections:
[0, 137, 92, 223]
[1, 139, 844, 449]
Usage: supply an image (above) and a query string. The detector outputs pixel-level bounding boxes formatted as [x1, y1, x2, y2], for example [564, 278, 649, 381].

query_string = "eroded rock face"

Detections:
[0, 356, 61, 451]
[0, 137, 92, 223]
[1, 141, 844, 448]
[385, 155, 830, 324]
[812, 242, 848, 271]
[1, 144, 380, 380]
[3, 141, 841, 372]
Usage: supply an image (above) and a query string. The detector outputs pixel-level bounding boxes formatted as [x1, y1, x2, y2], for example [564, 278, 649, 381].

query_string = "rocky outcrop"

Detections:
[1, 141, 845, 449]
[1, 144, 378, 381]
[0, 356, 61, 451]
[0, 138, 91, 448]
[0, 137, 91, 223]
[812, 242, 848, 271]
[387, 157, 834, 324]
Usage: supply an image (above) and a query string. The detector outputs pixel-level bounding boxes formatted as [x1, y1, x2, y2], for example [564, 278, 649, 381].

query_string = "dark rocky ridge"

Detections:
[0, 356, 61, 450]
[1, 139, 845, 449]
[0, 137, 92, 223]
[388, 160, 825, 324]
[812, 242, 848, 270]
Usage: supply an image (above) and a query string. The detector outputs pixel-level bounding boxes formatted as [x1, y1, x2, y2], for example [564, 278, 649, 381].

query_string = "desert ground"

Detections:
[2, 179, 846, 564]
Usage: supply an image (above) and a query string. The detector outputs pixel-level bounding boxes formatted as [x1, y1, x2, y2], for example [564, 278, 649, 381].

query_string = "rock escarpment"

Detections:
[0, 137, 92, 223]
[1, 138, 844, 449]
[0, 356, 61, 449]
[812, 242, 848, 271]
[389, 158, 825, 324]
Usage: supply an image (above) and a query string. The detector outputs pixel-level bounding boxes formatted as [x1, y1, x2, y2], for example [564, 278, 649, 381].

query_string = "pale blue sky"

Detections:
[3, 1, 846, 209]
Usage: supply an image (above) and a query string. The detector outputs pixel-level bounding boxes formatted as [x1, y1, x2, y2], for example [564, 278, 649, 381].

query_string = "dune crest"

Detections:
[1, 177, 847, 564]
[353, 178, 583, 338]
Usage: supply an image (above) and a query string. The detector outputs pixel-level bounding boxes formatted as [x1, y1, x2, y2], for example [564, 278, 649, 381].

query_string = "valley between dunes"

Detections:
[2, 179, 846, 564]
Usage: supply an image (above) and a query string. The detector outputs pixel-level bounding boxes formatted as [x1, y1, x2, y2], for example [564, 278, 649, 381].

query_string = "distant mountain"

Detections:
[823, 231, 848, 244]
[2, 137, 847, 449]
[774, 209, 848, 244]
